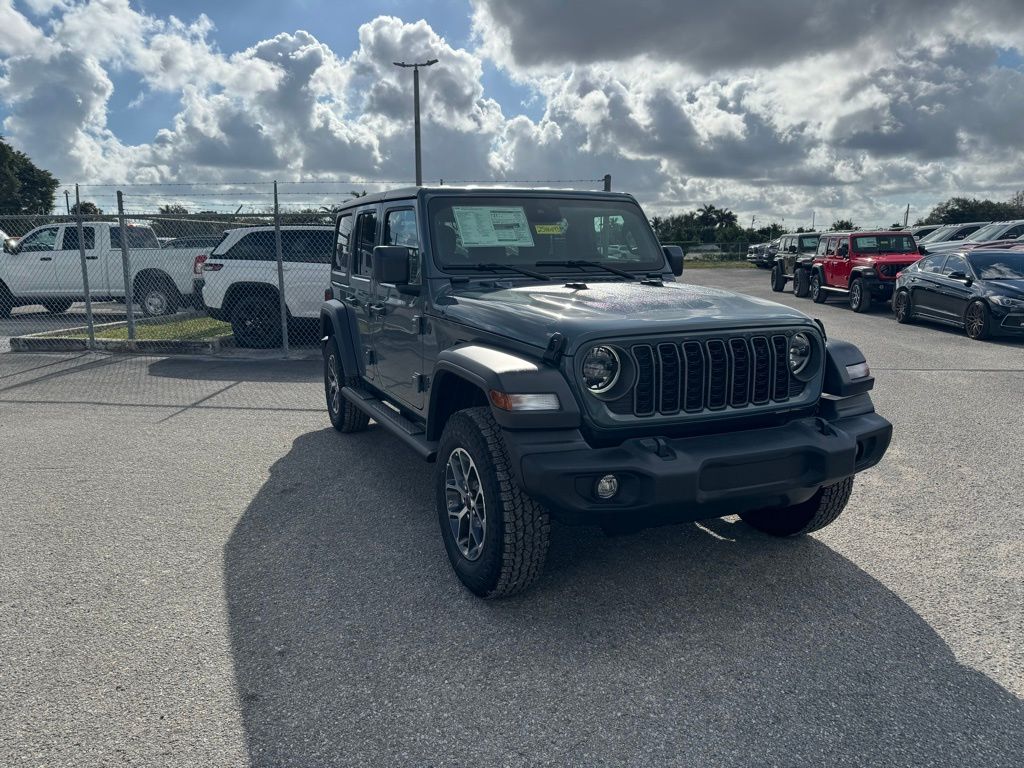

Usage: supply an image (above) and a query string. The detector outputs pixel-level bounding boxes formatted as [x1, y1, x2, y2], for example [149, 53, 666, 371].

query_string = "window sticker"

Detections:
[452, 206, 535, 248]
[534, 222, 565, 236]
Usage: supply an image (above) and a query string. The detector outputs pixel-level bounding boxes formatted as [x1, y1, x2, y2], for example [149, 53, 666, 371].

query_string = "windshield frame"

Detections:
[426, 194, 666, 276]
[967, 251, 1024, 280]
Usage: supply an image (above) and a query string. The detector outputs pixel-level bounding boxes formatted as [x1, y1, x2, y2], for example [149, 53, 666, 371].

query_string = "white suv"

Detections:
[199, 226, 333, 347]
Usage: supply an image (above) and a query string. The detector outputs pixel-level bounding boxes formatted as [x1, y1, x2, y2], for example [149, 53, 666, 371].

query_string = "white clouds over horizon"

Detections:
[0, 0, 1022, 224]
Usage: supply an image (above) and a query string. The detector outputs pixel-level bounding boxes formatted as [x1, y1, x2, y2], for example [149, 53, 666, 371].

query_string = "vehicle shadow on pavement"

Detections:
[224, 427, 1024, 767]
[148, 357, 320, 384]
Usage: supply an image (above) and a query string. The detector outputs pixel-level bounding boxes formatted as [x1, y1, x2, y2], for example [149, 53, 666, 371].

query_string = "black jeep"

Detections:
[770, 232, 822, 297]
[321, 189, 891, 598]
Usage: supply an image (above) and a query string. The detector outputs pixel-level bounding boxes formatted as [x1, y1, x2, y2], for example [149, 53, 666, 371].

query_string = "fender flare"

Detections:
[320, 299, 363, 380]
[429, 343, 580, 437]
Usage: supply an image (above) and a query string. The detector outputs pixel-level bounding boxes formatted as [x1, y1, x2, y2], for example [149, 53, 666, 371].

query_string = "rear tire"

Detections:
[324, 338, 369, 433]
[42, 299, 73, 314]
[810, 273, 828, 303]
[794, 268, 810, 298]
[230, 294, 282, 348]
[739, 477, 854, 536]
[849, 278, 872, 313]
[964, 300, 991, 340]
[435, 407, 550, 598]
[770, 264, 786, 292]
[137, 276, 178, 317]
[893, 289, 913, 324]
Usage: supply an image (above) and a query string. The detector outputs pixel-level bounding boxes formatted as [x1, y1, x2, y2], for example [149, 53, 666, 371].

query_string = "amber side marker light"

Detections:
[488, 390, 560, 412]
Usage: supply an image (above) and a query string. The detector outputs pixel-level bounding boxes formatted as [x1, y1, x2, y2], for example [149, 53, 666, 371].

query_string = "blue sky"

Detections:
[2, 0, 1022, 222]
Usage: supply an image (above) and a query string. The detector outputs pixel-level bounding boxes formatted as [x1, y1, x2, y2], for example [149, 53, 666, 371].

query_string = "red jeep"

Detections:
[808, 231, 921, 312]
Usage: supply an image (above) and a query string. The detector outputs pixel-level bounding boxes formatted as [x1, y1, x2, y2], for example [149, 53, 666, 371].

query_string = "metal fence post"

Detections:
[273, 181, 289, 356]
[74, 184, 96, 348]
[116, 191, 136, 340]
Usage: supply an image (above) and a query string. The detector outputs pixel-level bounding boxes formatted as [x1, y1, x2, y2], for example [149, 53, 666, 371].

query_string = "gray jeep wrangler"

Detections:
[321, 188, 891, 598]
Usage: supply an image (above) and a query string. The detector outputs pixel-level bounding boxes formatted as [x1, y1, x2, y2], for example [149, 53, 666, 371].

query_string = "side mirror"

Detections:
[947, 270, 972, 285]
[372, 245, 412, 285]
[788, 245, 797, 253]
[918, 244, 927, 255]
[662, 245, 684, 276]
[838, 245, 849, 258]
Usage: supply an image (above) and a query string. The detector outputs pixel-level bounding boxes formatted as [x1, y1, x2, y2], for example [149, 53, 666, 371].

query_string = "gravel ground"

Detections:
[1, 268, 1022, 767]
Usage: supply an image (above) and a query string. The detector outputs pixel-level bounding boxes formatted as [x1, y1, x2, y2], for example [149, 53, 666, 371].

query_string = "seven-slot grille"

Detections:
[876, 262, 912, 278]
[626, 334, 800, 417]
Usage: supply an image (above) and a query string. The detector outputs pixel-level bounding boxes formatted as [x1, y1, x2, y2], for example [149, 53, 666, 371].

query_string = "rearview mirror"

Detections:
[372, 245, 412, 285]
[662, 245, 684, 276]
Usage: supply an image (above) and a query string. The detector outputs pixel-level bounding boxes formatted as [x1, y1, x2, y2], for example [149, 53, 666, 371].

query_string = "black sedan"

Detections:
[893, 248, 1024, 340]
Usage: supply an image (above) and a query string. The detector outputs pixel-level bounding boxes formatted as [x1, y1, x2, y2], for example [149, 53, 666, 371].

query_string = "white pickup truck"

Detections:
[0, 221, 205, 317]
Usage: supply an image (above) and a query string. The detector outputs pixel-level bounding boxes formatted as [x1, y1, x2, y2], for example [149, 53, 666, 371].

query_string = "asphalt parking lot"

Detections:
[0, 302, 128, 352]
[1, 267, 1022, 767]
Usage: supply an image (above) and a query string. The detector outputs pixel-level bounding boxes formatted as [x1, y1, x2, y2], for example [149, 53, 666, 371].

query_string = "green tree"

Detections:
[830, 219, 856, 231]
[159, 204, 189, 215]
[921, 197, 1016, 224]
[70, 201, 103, 215]
[0, 136, 60, 214]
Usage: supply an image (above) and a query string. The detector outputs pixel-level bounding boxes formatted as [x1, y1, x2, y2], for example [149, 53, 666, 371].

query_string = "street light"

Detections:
[393, 58, 438, 186]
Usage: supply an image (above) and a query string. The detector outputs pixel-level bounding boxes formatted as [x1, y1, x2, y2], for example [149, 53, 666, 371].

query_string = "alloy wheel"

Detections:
[894, 291, 910, 322]
[326, 354, 341, 415]
[444, 447, 487, 561]
[965, 302, 986, 339]
[851, 282, 862, 309]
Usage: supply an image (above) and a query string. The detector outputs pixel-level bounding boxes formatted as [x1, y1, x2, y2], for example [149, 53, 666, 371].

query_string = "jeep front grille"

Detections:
[877, 263, 913, 278]
[621, 335, 804, 417]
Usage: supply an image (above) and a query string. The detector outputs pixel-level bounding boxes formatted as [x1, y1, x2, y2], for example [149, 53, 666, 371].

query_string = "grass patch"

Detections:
[684, 260, 757, 269]
[61, 316, 231, 341]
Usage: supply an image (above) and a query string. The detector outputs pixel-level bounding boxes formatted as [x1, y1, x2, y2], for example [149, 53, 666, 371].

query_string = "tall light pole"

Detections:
[393, 58, 438, 186]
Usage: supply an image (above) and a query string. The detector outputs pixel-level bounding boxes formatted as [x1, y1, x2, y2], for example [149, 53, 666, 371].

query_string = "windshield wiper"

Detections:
[534, 260, 637, 280]
[448, 263, 551, 280]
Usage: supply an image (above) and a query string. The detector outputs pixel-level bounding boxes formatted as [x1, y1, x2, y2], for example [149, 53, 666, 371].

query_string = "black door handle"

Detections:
[85, 256, 98, 260]
[39, 257, 52, 261]
[368, 303, 386, 317]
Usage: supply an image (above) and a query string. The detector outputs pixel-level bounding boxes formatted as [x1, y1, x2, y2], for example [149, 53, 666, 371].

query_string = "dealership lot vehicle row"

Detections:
[2, 267, 1022, 766]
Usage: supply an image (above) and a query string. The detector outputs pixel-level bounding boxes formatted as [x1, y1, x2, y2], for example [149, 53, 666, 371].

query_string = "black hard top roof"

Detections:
[335, 185, 637, 210]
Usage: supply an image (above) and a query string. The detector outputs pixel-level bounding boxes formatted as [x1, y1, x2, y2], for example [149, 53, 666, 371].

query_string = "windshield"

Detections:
[918, 227, 951, 244]
[968, 252, 1024, 280]
[428, 196, 664, 272]
[798, 235, 819, 251]
[852, 234, 917, 254]
[968, 223, 1005, 242]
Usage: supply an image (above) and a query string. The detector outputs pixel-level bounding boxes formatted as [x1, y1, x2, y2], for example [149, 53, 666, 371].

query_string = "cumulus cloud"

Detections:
[0, 0, 1021, 224]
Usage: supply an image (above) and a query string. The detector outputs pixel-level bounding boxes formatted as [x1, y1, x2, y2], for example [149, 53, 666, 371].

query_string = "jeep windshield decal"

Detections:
[429, 196, 664, 274]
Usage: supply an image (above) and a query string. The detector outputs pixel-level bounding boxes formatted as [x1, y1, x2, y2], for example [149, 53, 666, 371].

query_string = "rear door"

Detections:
[56, 225, 104, 296]
[7, 226, 60, 295]
[280, 228, 333, 318]
[373, 204, 424, 409]
[908, 254, 947, 318]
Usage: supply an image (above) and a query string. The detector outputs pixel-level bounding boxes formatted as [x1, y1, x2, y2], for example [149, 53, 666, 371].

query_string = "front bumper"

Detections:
[507, 411, 891, 525]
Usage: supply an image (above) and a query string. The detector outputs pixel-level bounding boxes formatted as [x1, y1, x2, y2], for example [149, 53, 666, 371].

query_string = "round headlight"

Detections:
[582, 346, 620, 394]
[788, 332, 813, 376]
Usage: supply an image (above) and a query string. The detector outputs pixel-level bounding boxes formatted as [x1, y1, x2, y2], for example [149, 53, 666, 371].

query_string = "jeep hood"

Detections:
[439, 280, 814, 352]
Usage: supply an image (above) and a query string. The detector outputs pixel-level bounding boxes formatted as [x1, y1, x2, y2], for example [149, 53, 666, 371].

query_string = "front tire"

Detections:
[810, 273, 828, 303]
[435, 407, 550, 598]
[794, 268, 810, 298]
[324, 338, 369, 433]
[230, 294, 282, 348]
[739, 477, 854, 536]
[770, 264, 786, 292]
[964, 300, 991, 340]
[893, 289, 913, 324]
[849, 278, 872, 313]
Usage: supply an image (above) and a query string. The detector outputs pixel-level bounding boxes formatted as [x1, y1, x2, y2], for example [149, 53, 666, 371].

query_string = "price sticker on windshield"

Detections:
[452, 206, 535, 248]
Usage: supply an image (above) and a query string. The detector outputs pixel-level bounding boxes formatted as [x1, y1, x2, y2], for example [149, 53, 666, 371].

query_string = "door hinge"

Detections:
[412, 315, 428, 335]
[365, 348, 377, 365]
[413, 373, 430, 392]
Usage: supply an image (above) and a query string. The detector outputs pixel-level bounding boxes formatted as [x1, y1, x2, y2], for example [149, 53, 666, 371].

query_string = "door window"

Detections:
[384, 208, 420, 284]
[281, 229, 333, 263]
[61, 226, 95, 251]
[335, 214, 353, 271]
[942, 254, 969, 276]
[825, 238, 837, 256]
[18, 227, 59, 252]
[225, 232, 275, 260]
[1001, 224, 1024, 240]
[353, 211, 378, 277]
[918, 255, 947, 274]
[816, 238, 828, 257]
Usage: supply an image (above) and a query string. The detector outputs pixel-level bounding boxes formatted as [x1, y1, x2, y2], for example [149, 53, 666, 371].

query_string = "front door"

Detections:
[934, 252, 974, 322]
[6, 226, 60, 295]
[346, 207, 380, 382]
[372, 206, 425, 410]
[823, 237, 839, 286]
[56, 225, 104, 296]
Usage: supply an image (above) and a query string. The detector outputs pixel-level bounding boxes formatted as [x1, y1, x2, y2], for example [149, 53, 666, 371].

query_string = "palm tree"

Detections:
[697, 204, 718, 228]
[716, 208, 738, 228]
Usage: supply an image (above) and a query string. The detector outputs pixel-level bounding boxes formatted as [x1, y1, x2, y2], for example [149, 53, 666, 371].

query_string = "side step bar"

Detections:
[341, 387, 438, 461]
